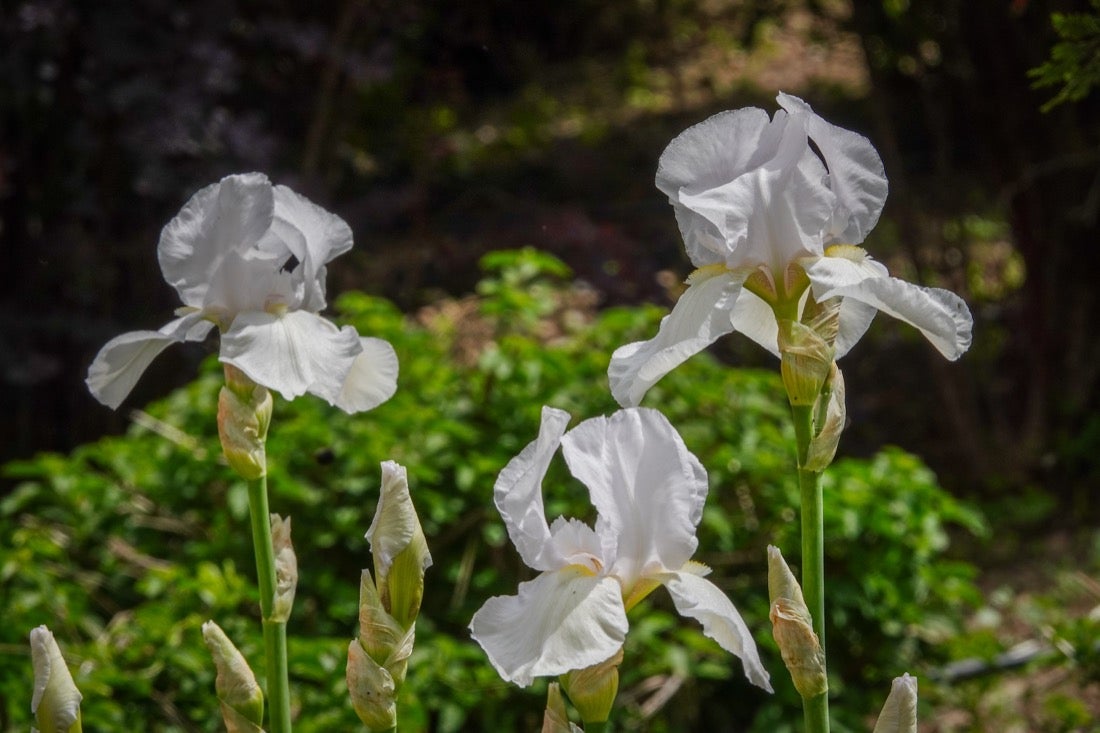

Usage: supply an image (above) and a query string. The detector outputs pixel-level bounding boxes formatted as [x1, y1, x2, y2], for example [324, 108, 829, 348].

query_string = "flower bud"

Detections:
[366, 461, 433, 629]
[872, 673, 918, 733]
[217, 381, 272, 480]
[804, 364, 846, 472]
[270, 514, 298, 623]
[356, 569, 412, 682]
[542, 682, 582, 733]
[29, 626, 83, 733]
[561, 646, 623, 725]
[767, 546, 827, 699]
[347, 640, 397, 732]
[777, 320, 834, 407]
[201, 621, 264, 733]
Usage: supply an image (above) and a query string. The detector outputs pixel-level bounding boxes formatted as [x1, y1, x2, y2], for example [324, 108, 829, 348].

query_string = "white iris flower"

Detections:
[86, 173, 397, 413]
[610, 93, 973, 406]
[469, 406, 771, 691]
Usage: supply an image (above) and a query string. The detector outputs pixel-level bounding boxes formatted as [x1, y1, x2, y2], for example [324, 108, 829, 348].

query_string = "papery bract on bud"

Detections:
[86, 173, 398, 414]
[347, 641, 398, 732]
[542, 683, 583, 733]
[217, 373, 272, 480]
[269, 514, 298, 623]
[767, 546, 827, 699]
[804, 364, 846, 472]
[872, 673, 918, 733]
[201, 621, 265, 733]
[609, 94, 973, 407]
[469, 406, 771, 692]
[29, 626, 82, 733]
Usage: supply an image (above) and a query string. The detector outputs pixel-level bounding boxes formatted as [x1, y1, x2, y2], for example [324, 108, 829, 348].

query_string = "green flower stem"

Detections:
[791, 404, 830, 733]
[247, 475, 292, 733]
[585, 722, 609, 733]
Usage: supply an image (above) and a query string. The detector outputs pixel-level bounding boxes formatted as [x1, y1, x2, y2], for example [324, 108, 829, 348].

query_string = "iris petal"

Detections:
[323, 337, 398, 414]
[220, 310, 362, 400]
[663, 570, 773, 692]
[560, 408, 707, 586]
[494, 406, 572, 572]
[468, 569, 627, 687]
[805, 256, 973, 360]
[158, 173, 275, 307]
[85, 313, 213, 409]
[608, 268, 743, 407]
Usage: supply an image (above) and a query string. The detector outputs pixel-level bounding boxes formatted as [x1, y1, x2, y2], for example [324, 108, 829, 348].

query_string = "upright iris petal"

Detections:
[86, 173, 397, 413]
[469, 406, 770, 692]
[609, 93, 973, 406]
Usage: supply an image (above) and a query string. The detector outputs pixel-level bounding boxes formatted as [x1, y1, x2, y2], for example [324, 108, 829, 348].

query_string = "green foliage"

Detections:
[1030, 0, 1100, 111]
[0, 249, 984, 731]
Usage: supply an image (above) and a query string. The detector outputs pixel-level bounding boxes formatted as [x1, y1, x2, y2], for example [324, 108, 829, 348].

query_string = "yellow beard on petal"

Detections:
[824, 244, 868, 262]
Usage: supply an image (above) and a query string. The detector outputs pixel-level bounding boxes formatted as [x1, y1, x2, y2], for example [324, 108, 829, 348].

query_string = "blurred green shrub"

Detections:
[0, 249, 985, 731]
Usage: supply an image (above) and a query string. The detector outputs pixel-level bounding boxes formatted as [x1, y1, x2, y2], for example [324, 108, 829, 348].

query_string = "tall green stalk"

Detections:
[247, 475, 292, 733]
[791, 404, 829, 733]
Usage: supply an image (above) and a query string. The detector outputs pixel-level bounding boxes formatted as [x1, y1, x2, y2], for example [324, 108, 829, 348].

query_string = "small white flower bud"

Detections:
[201, 621, 264, 733]
[805, 364, 847, 472]
[269, 514, 298, 623]
[366, 461, 432, 629]
[217, 382, 272, 480]
[29, 626, 83, 733]
[767, 546, 828, 699]
[873, 673, 918, 733]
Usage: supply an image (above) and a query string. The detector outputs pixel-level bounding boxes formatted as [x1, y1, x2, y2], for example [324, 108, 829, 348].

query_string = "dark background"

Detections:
[3, 0, 1098, 516]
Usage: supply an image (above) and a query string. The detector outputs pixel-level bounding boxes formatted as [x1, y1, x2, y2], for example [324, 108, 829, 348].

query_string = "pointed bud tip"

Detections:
[872, 672, 918, 733]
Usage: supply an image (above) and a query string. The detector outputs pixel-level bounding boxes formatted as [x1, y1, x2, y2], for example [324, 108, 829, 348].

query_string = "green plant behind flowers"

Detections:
[0, 249, 983, 732]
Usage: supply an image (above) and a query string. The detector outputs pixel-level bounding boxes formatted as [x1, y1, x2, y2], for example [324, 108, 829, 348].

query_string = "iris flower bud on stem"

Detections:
[29, 626, 83, 733]
[777, 295, 840, 408]
[767, 546, 827, 699]
[542, 683, 583, 733]
[804, 363, 846, 472]
[347, 461, 432, 732]
[202, 621, 265, 733]
[269, 514, 298, 623]
[561, 646, 624, 725]
[218, 365, 272, 480]
[872, 674, 918, 733]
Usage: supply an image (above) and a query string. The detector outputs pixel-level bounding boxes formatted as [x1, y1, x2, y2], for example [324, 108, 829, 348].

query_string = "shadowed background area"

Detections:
[4, 0, 1098, 509]
[3, 1, 1100, 730]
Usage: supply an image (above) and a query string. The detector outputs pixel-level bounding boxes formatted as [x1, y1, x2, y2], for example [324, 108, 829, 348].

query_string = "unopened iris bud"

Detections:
[777, 294, 841, 408]
[561, 646, 623, 725]
[804, 364, 846, 472]
[542, 682, 582, 733]
[201, 621, 264, 733]
[270, 514, 298, 623]
[366, 461, 433, 629]
[347, 460, 431, 732]
[873, 673, 918, 733]
[355, 569, 413, 684]
[767, 546, 827, 699]
[777, 320, 834, 407]
[29, 626, 83, 733]
[217, 367, 272, 480]
[346, 641, 398, 732]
